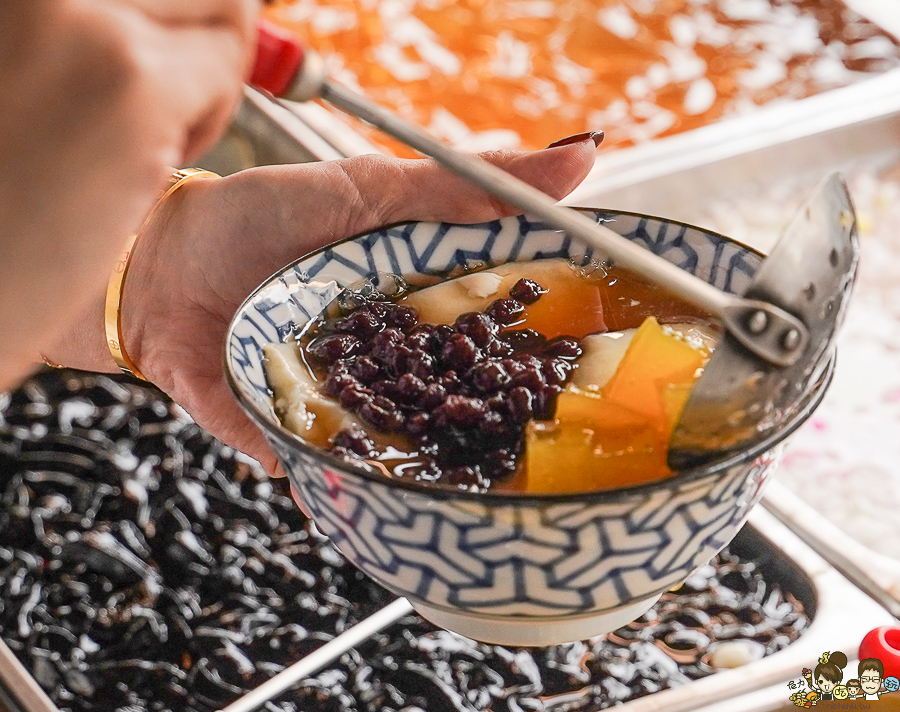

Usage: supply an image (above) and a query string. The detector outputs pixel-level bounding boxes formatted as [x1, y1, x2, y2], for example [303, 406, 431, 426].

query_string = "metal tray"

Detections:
[562, 67, 900, 249]
[614, 506, 893, 712]
[245, 507, 893, 712]
[0, 508, 890, 712]
[208, 66, 900, 211]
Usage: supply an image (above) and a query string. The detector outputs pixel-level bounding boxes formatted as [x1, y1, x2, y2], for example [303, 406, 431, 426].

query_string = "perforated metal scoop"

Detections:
[668, 174, 859, 467]
[251, 26, 860, 465]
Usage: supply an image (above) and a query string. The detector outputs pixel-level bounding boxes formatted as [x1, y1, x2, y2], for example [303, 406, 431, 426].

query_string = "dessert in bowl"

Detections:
[225, 209, 832, 646]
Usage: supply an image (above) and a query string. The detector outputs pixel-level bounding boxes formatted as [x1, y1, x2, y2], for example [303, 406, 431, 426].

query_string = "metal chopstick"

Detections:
[217, 597, 414, 712]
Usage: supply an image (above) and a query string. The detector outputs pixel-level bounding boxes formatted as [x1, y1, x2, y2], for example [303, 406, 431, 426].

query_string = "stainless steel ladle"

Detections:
[669, 175, 858, 466]
[261, 39, 860, 467]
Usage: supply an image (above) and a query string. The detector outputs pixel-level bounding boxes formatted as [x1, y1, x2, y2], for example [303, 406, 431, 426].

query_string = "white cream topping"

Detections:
[263, 343, 358, 447]
[572, 329, 637, 390]
[401, 259, 575, 325]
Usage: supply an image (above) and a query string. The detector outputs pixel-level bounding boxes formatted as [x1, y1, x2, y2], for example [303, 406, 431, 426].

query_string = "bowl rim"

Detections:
[225, 208, 831, 504]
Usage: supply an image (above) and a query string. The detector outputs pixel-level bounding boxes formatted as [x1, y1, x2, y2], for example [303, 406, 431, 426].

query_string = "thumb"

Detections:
[222, 137, 600, 264]
[360, 138, 600, 227]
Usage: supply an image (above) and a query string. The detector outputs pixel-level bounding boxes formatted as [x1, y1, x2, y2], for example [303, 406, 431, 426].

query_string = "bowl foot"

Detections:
[413, 595, 662, 647]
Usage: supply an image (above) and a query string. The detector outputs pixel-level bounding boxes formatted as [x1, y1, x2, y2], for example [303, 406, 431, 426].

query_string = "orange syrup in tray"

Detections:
[265, 0, 900, 154]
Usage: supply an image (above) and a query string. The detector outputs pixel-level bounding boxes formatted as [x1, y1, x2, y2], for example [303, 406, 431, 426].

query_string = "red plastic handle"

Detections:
[859, 626, 900, 681]
[251, 19, 305, 97]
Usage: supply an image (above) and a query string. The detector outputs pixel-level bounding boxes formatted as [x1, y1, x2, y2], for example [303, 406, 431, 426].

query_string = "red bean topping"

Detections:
[534, 384, 564, 419]
[360, 398, 404, 432]
[405, 411, 432, 436]
[323, 368, 359, 398]
[339, 384, 374, 410]
[370, 328, 405, 367]
[302, 276, 581, 490]
[544, 336, 583, 359]
[440, 333, 478, 372]
[478, 410, 506, 437]
[386, 344, 414, 377]
[335, 309, 384, 338]
[430, 325, 456, 355]
[511, 362, 546, 391]
[455, 312, 498, 347]
[508, 386, 534, 423]
[307, 334, 362, 363]
[349, 356, 381, 383]
[421, 382, 448, 409]
[395, 374, 427, 404]
[486, 298, 525, 325]
[502, 328, 546, 352]
[407, 350, 435, 380]
[406, 324, 437, 352]
[438, 395, 487, 427]
[509, 278, 545, 304]
[359, 301, 389, 319]
[332, 426, 377, 457]
[384, 305, 419, 332]
[470, 361, 510, 394]
[487, 338, 514, 358]
[543, 359, 573, 387]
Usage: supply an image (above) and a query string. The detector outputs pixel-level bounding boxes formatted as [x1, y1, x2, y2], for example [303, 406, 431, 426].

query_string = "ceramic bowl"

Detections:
[225, 209, 831, 646]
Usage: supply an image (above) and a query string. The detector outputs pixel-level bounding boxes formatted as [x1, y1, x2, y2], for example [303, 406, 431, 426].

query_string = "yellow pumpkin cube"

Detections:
[525, 387, 667, 493]
[602, 316, 706, 428]
[525, 317, 709, 493]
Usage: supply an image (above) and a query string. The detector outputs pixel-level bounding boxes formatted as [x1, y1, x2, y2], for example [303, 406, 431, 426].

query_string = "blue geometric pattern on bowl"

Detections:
[226, 209, 799, 618]
[272, 442, 778, 616]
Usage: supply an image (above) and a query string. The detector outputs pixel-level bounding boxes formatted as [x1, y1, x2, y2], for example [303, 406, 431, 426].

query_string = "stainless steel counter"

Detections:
[562, 67, 900, 248]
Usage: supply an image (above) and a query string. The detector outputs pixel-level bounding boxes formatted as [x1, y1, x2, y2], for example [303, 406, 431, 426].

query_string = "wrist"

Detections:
[116, 169, 222, 386]
[40, 290, 120, 375]
[39, 169, 221, 383]
[107, 169, 221, 382]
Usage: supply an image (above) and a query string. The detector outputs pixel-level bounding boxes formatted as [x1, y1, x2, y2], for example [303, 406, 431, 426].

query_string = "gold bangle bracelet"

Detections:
[40, 353, 64, 370]
[104, 168, 220, 381]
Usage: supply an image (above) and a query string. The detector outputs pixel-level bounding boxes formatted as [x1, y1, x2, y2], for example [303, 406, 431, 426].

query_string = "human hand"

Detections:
[0, 0, 257, 388]
[120, 144, 598, 474]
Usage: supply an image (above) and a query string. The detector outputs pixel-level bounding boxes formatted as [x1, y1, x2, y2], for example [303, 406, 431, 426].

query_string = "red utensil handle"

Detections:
[251, 19, 305, 97]
[859, 626, 900, 680]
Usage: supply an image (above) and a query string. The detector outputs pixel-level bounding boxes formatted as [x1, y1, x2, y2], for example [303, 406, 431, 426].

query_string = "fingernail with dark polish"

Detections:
[546, 131, 604, 149]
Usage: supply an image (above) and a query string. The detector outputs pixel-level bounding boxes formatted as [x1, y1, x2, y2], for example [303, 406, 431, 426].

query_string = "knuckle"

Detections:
[337, 155, 403, 219]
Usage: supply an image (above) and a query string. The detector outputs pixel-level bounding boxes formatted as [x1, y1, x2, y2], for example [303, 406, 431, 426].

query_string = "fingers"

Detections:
[406, 142, 599, 223]
[140, 17, 252, 161]
[178, 376, 284, 476]
[163, 26, 249, 158]
[250, 139, 597, 248]
[122, 0, 254, 25]
[125, 0, 259, 74]
[83, 0, 257, 164]
[192, 141, 598, 298]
